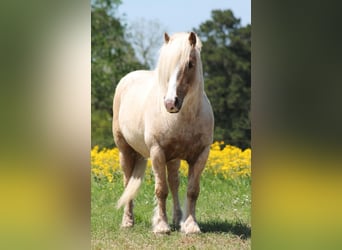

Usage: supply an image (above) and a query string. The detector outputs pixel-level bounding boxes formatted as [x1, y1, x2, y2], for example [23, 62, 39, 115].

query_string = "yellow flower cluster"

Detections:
[91, 142, 251, 183]
[91, 146, 120, 183]
[205, 141, 251, 179]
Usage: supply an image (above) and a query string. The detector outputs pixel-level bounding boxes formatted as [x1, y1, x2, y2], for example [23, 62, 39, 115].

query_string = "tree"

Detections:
[126, 18, 167, 69]
[91, 0, 143, 148]
[195, 10, 251, 148]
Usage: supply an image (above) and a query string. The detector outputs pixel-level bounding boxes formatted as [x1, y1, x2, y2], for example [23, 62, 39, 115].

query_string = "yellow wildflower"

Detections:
[91, 142, 251, 182]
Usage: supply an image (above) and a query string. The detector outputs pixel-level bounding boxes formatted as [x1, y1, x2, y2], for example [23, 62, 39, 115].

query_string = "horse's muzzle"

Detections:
[164, 97, 182, 113]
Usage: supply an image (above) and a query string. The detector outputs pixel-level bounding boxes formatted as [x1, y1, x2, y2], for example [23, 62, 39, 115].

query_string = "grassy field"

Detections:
[91, 173, 251, 249]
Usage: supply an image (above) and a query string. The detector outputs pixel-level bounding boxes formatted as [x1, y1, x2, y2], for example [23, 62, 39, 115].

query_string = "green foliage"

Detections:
[91, 0, 143, 148]
[195, 10, 251, 148]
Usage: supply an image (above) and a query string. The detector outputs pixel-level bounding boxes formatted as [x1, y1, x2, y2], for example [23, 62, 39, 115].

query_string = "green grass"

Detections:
[91, 174, 251, 249]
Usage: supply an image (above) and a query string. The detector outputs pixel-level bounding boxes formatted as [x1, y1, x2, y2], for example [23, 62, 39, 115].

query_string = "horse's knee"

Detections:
[187, 188, 199, 201]
[155, 186, 168, 200]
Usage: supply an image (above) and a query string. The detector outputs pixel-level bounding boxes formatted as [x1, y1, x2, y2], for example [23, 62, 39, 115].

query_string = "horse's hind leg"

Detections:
[167, 159, 182, 228]
[115, 132, 140, 228]
[181, 146, 210, 234]
[119, 149, 136, 227]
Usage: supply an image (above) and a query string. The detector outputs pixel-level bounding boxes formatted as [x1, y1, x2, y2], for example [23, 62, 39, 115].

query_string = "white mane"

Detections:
[156, 32, 202, 88]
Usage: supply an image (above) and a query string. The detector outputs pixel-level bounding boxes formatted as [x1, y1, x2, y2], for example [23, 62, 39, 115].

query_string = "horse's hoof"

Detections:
[121, 216, 134, 228]
[153, 221, 171, 234]
[180, 217, 201, 234]
[121, 222, 133, 228]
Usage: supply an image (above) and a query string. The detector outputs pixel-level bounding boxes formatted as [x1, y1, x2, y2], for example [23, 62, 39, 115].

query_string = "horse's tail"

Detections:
[116, 160, 146, 209]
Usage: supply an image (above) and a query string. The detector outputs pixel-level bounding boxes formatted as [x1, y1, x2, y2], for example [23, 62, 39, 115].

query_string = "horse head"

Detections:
[158, 32, 202, 113]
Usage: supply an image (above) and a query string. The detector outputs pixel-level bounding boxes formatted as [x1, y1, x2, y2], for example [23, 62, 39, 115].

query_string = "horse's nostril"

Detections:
[174, 97, 179, 107]
[165, 99, 174, 110]
[164, 97, 181, 113]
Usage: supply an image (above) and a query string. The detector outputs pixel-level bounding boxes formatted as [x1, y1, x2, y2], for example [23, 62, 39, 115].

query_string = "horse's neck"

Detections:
[180, 82, 204, 119]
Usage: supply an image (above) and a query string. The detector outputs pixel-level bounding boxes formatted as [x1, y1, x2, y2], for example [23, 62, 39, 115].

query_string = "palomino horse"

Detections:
[113, 32, 214, 234]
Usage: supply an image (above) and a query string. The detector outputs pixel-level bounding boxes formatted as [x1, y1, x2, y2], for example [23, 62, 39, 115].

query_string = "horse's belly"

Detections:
[118, 100, 150, 157]
[120, 126, 149, 157]
[126, 134, 149, 157]
[115, 70, 155, 157]
[118, 109, 149, 157]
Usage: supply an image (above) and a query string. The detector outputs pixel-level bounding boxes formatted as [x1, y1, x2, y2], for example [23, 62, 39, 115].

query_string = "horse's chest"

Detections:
[160, 133, 204, 162]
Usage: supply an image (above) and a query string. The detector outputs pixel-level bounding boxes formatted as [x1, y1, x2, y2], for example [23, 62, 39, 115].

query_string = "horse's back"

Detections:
[115, 70, 154, 97]
[113, 70, 155, 157]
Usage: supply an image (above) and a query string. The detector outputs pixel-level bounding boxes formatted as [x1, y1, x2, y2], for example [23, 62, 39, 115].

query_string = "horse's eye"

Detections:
[188, 61, 193, 69]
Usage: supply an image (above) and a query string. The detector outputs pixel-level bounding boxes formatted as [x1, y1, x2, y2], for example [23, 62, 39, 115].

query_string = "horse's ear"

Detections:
[164, 33, 170, 43]
[189, 32, 196, 47]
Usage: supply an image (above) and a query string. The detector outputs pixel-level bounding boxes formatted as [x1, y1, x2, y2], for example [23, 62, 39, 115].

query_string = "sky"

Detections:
[118, 0, 251, 34]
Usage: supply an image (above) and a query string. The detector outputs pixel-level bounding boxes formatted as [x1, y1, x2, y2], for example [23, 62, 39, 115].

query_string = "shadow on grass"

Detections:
[199, 221, 251, 239]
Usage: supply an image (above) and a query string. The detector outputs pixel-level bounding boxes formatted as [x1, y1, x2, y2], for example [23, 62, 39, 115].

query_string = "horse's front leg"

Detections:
[151, 146, 170, 234]
[181, 146, 210, 234]
[167, 159, 182, 228]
